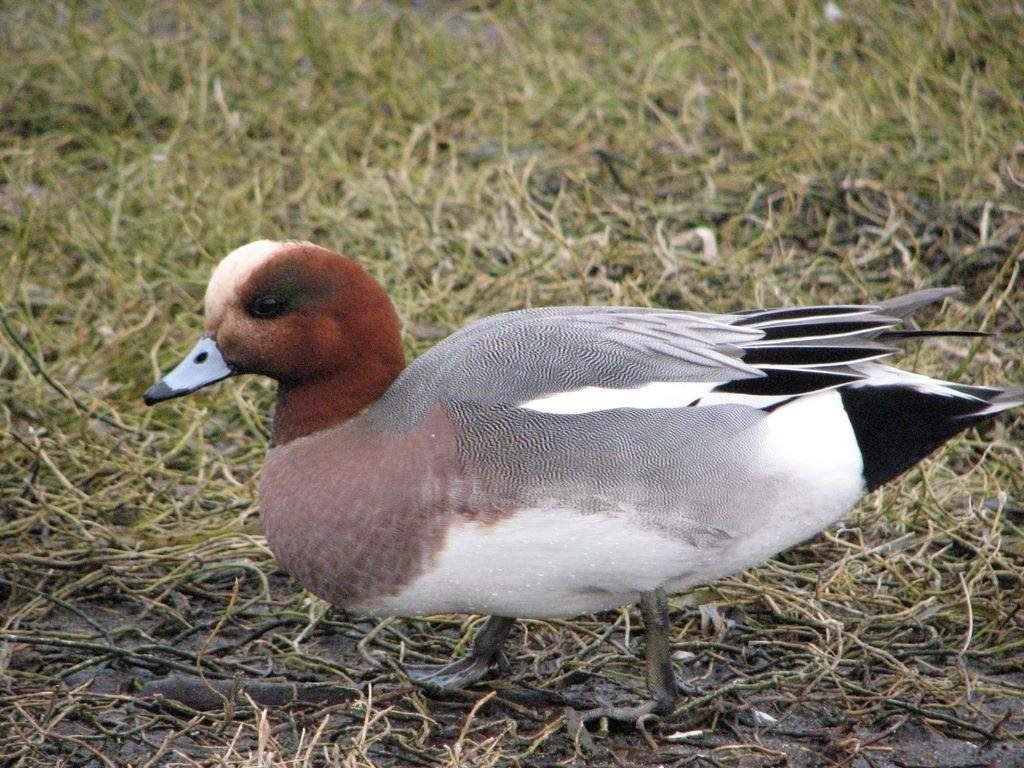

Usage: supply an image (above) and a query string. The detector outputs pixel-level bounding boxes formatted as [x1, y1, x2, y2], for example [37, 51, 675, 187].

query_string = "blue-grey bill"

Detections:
[144, 336, 233, 405]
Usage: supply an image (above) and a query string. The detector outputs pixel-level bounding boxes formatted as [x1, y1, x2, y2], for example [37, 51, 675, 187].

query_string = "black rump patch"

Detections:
[839, 385, 993, 491]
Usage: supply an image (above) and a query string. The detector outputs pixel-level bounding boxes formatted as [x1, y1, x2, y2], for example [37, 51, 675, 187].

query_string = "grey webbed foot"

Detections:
[570, 589, 680, 731]
[405, 615, 514, 690]
[405, 650, 509, 689]
[574, 697, 672, 726]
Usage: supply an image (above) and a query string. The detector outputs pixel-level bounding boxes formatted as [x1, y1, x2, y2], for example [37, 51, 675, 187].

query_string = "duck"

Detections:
[144, 239, 1022, 722]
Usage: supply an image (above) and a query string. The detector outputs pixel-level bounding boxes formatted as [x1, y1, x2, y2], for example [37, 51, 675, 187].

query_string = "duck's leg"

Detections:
[405, 615, 515, 689]
[577, 588, 678, 724]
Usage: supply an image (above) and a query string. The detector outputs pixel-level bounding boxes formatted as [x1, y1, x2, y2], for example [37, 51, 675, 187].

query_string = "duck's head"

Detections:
[144, 240, 405, 442]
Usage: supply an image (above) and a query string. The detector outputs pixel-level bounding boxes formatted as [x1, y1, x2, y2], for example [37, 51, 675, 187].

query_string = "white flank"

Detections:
[205, 240, 312, 324]
[518, 381, 716, 414]
[352, 509, 697, 618]
[671, 389, 867, 590]
[755, 390, 864, 497]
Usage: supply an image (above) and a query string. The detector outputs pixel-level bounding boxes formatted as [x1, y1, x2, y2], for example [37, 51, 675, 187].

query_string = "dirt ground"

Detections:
[7, 566, 1024, 766]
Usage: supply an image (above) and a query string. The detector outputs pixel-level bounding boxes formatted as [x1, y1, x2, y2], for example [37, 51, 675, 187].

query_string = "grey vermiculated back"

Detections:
[371, 306, 764, 429]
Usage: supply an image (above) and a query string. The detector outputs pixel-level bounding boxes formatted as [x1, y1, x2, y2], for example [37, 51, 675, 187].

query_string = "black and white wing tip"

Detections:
[714, 287, 1021, 489]
[696, 287, 992, 407]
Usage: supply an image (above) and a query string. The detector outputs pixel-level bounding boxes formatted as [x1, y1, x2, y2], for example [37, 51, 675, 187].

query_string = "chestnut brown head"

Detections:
[145, 241, 405, 439]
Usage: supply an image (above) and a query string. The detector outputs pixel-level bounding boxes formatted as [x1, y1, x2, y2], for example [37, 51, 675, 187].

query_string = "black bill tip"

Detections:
[143, 380, 182, 406]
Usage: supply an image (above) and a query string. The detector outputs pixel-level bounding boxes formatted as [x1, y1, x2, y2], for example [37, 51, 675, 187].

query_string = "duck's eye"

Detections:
[248, 294, 288, 319]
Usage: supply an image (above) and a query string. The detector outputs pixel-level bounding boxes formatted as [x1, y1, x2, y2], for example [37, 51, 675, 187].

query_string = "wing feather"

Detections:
[376, 289, 967, 427]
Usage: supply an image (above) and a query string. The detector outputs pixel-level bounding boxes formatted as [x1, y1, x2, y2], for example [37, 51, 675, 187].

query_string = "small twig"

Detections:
[958, 573, 975, 658]
[592, 150, 638, 195]
[2, 631, 226, 677]
[138, 673, 358, 710]
[453, 689, 497, 759]
[356, 617, 394, 669]
[841, 681, 1001, 740]
[0, 575, 114, 645]
[672, 670, 795, 717]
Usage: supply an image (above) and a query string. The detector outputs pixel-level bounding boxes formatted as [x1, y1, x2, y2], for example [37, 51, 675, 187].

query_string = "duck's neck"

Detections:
[271, 355, 405, 446]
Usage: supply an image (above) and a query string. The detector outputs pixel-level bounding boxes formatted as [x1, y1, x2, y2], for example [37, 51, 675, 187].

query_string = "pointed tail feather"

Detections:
[878, 287, 960, 318]
[880, 329, 991, 340]
[979, 386, 1024, 416]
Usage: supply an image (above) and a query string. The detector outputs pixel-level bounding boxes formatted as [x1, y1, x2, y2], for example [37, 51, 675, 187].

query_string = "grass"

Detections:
[1, 1, 1022, 765]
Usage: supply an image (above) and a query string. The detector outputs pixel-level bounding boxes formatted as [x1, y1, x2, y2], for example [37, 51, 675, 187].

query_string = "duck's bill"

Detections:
[144, 336, 234, 405]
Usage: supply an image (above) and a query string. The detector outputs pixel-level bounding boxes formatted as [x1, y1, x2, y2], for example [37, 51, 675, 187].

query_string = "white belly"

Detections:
[353, 390, 867, 619]
[352, 509, 698, 618]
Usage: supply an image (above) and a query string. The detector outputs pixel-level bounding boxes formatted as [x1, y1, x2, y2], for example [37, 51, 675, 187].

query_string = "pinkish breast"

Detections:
[258, 406, 476, 608]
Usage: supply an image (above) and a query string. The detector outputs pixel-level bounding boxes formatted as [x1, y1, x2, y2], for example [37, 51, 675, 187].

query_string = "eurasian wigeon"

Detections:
[145, 239, 1023, 721]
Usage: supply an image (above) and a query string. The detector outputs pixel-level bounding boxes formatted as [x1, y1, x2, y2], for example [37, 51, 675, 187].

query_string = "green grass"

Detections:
[1, 1, 1022, 766]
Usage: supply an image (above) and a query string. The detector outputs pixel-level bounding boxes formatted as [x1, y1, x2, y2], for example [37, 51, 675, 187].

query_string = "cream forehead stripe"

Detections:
[204, 240, 311, 324]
